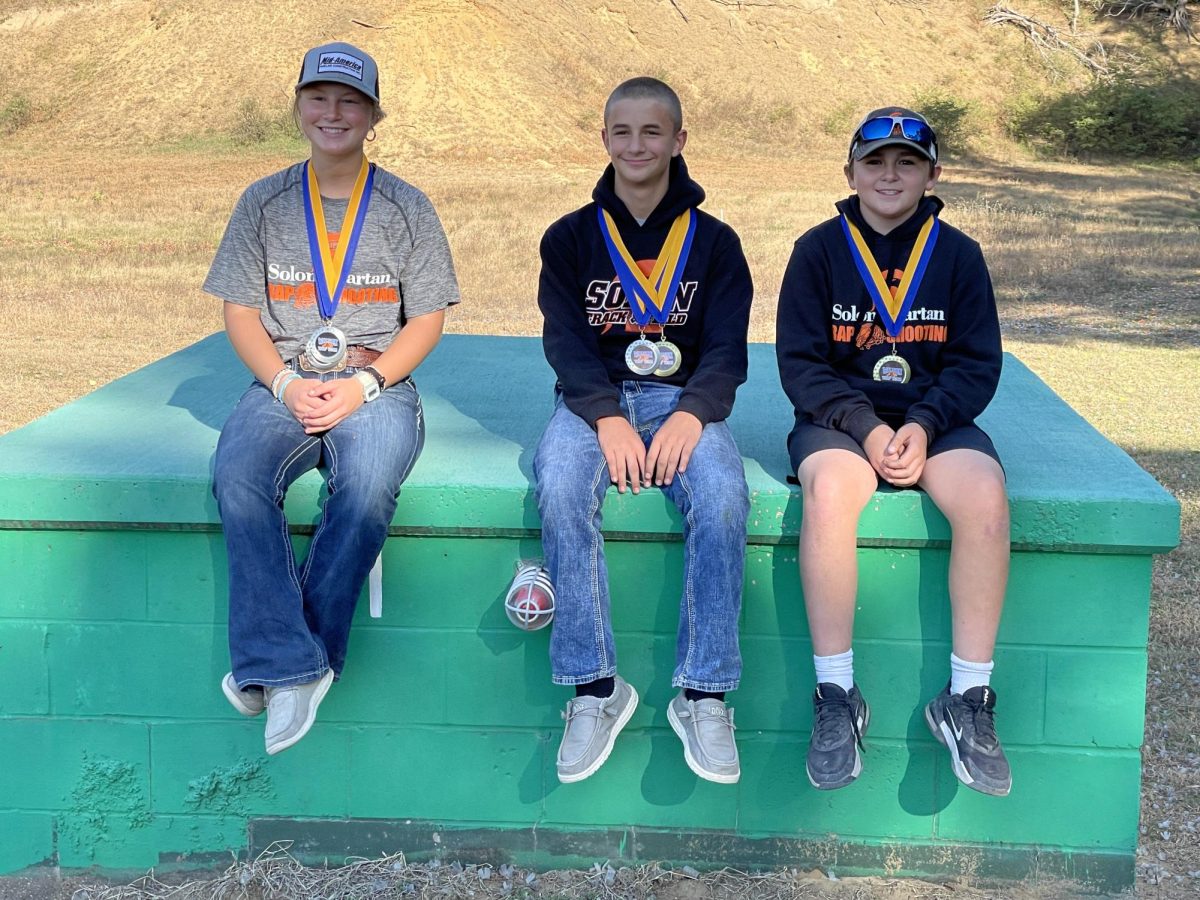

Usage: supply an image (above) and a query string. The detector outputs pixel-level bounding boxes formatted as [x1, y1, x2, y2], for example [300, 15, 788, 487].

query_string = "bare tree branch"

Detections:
[1097, 1, 1195, 41]
[985, 4, 1111, 76]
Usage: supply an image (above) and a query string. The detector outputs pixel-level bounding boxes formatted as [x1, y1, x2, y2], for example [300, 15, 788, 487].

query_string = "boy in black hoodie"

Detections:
[534, 78, 753, 786]
[776, 109, 1011, 797]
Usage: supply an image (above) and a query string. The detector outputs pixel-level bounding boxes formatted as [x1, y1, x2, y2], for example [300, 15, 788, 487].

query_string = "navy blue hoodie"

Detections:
[776, 195, 1002, 445]
[538, 156, 753, 426]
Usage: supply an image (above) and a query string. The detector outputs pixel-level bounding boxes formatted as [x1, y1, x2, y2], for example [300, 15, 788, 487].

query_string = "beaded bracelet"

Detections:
[268, 367, 291, 397]
[274, 373, 302, 403]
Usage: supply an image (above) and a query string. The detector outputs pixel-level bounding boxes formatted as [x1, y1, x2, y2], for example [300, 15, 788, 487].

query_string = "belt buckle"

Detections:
[298, 353, 347, 373]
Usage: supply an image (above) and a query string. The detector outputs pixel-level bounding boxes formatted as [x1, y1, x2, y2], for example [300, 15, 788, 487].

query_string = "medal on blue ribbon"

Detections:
[598, 206, 696, 375]
[301, 156, 375, 371]
[841, 213, 939, 384]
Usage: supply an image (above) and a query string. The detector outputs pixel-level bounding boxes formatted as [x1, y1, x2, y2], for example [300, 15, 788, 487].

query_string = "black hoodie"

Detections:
[775, 195, 1002, 445]
[538, 156, 753, 427]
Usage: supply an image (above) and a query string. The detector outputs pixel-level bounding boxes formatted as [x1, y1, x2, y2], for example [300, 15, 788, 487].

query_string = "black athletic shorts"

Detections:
[787, 417, 1002, 477]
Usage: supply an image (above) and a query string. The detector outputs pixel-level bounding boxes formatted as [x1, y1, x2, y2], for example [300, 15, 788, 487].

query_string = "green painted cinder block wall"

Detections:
[0, 335, 1179, 887]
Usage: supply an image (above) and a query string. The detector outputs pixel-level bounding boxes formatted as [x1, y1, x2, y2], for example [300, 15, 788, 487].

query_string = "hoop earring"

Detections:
[367, 127, 377, 143]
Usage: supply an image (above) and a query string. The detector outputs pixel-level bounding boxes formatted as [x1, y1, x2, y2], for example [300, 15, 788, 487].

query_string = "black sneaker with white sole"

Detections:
[925, 683, 1012, 797]
[806, 683, 870, 790]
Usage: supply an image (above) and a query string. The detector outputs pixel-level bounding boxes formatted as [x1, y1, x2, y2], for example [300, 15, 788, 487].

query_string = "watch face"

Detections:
[357, 371, 380, 401]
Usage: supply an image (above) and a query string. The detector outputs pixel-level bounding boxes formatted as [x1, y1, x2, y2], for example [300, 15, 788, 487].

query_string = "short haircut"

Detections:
[604, 77, 683, 132]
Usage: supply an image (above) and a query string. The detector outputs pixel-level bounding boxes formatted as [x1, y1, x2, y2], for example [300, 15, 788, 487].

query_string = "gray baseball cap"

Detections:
[296, 42, 380, 103]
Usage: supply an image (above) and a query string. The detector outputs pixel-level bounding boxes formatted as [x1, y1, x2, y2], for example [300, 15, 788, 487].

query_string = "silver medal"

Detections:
[625, 338, 660, 375]
[305, 325, 348, 372]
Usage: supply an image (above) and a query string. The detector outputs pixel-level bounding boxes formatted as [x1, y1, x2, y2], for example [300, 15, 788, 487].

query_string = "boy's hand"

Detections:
[645, 411, 702, 487]
[880, 422, 928, 487]
[296, 379, 365, 434]
[596, 416, 646, 494]
[863, 423, 896, 480]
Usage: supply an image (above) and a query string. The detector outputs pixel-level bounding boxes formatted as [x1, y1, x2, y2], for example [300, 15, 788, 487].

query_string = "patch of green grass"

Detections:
[153, 130, 303, 156]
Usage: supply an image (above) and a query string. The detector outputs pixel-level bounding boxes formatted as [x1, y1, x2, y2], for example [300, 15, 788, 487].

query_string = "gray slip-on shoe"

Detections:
[264, 670, 335, 755]
[668, 692, 741, 784]
[222, 672, 265, 717]
[556, 676, 638, 783]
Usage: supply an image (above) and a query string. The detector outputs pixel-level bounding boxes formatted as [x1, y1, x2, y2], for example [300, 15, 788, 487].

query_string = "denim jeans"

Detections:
[213, 372, 424, 689]
[533, 382, 749, 691]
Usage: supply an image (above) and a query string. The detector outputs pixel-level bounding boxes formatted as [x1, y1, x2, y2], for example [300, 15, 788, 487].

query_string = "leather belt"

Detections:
[294, 345, 381, 373]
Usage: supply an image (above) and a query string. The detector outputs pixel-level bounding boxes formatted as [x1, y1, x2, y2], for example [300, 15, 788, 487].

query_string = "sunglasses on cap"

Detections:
[851, 115, 938, 161]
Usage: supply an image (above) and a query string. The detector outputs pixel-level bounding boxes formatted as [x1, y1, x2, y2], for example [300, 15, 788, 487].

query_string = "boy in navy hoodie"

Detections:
[534, 77, 753, 785]
[776, 108, 1011, 796]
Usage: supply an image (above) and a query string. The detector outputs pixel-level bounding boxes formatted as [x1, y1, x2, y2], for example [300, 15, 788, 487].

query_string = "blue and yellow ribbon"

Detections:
[303, 156, 375, 321]
[598, 207, 696, 329]
[840, 214, 939, 338]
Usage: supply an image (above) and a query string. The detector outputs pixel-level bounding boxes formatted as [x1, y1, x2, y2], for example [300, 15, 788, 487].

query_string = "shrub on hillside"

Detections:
[912, 89, 975, 159]
[820, 101, 860, 141]
[0, 95, 32, 135]
[1008, 75, 1200, 161]
[231, 98, 297, 146]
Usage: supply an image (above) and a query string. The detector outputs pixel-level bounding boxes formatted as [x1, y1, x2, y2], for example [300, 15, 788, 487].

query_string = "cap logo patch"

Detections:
[318, 52, 365, 81]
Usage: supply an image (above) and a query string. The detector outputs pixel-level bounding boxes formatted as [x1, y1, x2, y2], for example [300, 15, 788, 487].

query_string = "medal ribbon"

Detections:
[598, 207, 696, 328]
[303, 157, 375, 321]
[840, 214, 939, 338]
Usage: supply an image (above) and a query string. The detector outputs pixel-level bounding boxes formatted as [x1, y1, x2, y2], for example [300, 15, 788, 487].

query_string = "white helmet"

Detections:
[504, 562, 556, 631]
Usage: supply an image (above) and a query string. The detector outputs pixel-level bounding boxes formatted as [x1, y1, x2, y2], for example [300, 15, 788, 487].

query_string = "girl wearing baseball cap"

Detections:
[203, 42, 461, 754]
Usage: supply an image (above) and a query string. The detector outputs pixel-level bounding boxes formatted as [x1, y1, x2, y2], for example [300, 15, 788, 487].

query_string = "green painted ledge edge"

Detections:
[0, 334, 1179, 554]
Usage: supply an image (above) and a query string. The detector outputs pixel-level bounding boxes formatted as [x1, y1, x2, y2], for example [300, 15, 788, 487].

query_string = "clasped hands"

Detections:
[595, 410, 702, 493]
[864, 421, 928, 487]
[281, 377, 365, 434]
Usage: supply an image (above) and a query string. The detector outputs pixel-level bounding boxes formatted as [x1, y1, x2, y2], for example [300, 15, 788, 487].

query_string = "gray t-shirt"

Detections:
[203, 162, 460, 360]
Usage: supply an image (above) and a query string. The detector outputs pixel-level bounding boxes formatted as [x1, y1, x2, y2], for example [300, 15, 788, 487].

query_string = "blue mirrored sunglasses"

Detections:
[854, 116, 938, 159]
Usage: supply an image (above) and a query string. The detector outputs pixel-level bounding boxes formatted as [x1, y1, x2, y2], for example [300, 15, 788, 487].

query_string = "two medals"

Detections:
[624, 337, 682, 377]
[598, 207, 695, 378]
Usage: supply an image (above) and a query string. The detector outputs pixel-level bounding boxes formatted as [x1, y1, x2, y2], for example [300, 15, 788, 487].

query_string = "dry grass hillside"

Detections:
[1, 0, 1159, 160]
[0, 1, 1198, 898]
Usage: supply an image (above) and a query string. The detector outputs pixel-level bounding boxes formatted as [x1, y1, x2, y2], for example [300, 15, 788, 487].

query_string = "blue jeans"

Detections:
[213, 372, 424, 689]
[533, 382, 748, 691]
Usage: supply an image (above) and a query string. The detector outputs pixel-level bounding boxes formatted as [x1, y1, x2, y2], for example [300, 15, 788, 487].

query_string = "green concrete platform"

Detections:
[0, 334, 1179, 887]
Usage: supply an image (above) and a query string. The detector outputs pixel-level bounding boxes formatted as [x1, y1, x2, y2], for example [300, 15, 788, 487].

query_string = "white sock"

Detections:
[813, 649, 854, 693]
[950, 652, 993, 695]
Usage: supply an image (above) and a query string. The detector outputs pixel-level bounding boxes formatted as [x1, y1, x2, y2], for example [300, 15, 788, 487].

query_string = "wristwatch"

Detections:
[354, 370, 381, 403]
[363, 365, 387, 390]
